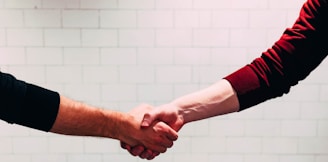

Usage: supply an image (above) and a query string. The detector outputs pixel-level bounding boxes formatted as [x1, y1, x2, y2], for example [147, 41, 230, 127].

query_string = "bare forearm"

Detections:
[50, 96, 128, 140]
[171, 79, 239, 124]
[49, 96, 177, 153]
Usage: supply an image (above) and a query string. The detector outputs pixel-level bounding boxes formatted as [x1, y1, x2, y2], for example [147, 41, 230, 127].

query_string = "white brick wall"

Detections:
[0, 0, 328, 162]
[24, 10, 61, 27]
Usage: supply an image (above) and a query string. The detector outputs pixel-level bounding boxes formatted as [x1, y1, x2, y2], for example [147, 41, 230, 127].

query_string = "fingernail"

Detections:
[141, 121, 149, 127]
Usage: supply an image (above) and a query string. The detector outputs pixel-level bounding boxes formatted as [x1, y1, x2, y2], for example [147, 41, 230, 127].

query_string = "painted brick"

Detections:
[0, 48, 25, 65]
[283, 84, 320, 102]
[80, 0, 117, 9]
[64, 84, 101, 102]
[0, 155, 31, 162]
[299, 137, 328, 154]
[27, 48, 62, 65]
[45, 29, 80, 47]
[0, 29, 5, 46]
[0, 10, 23, 27]
[281, 120, 317, 137]
[244, 120, 281, 137]
[63, 10, 99, 28]
[46, 66, 82, 84]
[193, 29, 230, 47]
[31, 155, 67, 162]
[119, 65, 154, 83]
[269, 0, 306, 9]
[118, 0, 154, 9]
[67, 154, 102, 162]
[244, 155, 279, 162]
[7, 29, 43, 46]
[280, 155, 315, 162]
[156, 66, 192, 83]
[226, 137, 262, 153]
[13, 137, 47, 153]
[101, 48, 137, 65]
[8, 66, 45, 83]
[156, 0, 193, 9]
[0, 138, 12, 153]
[24, 10, 61, 27]
[83, 66, 118, 83]
[262, 137, 298, 154]
[42, 0, 79, 9]
[84, 137, 119, 153]
[137, 84, 173, 102]
[209, 154, 243, 162]
[64, 48, 99, 65]
[211, 48, 247, 66]
[320, 85, 328, 101]
[5, 0, 41, 8]
[301, 102, 328, 120]
[48, 136, 84, 153]
[250, 10, 287, 28]
[173, 84, 200, 98]
[101, 10, 137, 28]
[138, 10, 173, 28]
[156, 29, 192, 47]
[137, 48, 174, 65]
[82, 29, 118, 47]
[101, 84, 136, 102]
[213, 10, 249, 28]
[119, 29, 154, 47]
[230, 29, 267, 47]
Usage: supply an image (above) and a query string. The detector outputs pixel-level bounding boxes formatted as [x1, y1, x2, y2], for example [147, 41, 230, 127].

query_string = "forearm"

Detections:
[50, 95, 131, 140]
[170, 79, 239, 124]
[51, 97, 177, 153]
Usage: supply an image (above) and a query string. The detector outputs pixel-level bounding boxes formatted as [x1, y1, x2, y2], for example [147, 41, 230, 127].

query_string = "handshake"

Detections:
[119, 103, 184, 160]
[116, 80, 239, 160]
[50, 80, 239, 160]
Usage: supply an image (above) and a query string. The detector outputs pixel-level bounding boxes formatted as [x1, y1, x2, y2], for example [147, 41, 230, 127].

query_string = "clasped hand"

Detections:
[121, 104, 184, 160]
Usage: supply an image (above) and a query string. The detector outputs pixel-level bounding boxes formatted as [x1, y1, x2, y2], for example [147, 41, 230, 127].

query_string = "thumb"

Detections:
[141, 110, 159, 128]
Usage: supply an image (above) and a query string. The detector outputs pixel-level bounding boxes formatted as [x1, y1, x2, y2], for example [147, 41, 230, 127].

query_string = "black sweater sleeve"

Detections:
[0, 71, 60, 131]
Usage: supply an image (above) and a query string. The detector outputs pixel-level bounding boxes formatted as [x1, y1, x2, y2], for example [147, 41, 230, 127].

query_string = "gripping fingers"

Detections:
[153, 122, 178, 145]
[130, 145, 145, 156]
[140, 149, 154, 159]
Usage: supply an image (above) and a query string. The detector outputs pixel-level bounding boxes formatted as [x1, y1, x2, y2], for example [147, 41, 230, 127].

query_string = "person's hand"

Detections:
[119, 104, 179, 160]
[121, 103, 185, 159]
[141, 103, 184, 131]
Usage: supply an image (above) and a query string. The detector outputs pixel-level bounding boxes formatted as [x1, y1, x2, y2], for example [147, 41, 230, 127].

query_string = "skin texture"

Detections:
[121, 79, 240, 159]
[50, 96, 178, 154]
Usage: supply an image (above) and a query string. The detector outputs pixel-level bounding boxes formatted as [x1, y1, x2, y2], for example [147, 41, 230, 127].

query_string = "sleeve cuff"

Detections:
[16, 83, 60, 132]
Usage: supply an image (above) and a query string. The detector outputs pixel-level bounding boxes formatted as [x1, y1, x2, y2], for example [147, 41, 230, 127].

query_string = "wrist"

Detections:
[168, 101, 189, 125]
[111, 112, 140, 146]
[101, 110, 126, 140]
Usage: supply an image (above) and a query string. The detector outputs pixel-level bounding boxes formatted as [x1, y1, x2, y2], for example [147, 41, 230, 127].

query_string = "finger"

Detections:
[152, 129, 174, 148]
[152, 151, 160, 157]
[164, 126, 178, 141]
[160, 138, 174, 148]
[147, 143, 167, 153]
[147, 156, 155, 160]
[140, 149, 153, 159]
[130, 145, 145, 156]
[141, 109, 163, 128]
[120, 142, 131, 151]
[141, 113, 154, 127]
[153, 122, 178, 144]
[147, 151, 160, 160]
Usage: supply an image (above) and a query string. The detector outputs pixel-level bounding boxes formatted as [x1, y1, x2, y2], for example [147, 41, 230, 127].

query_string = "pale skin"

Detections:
[50, 95, 178, 154]
[121, 79, 240, 159]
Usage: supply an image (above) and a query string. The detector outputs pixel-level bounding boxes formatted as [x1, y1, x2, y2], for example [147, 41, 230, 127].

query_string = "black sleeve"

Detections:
[0, 71, 60, 132]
